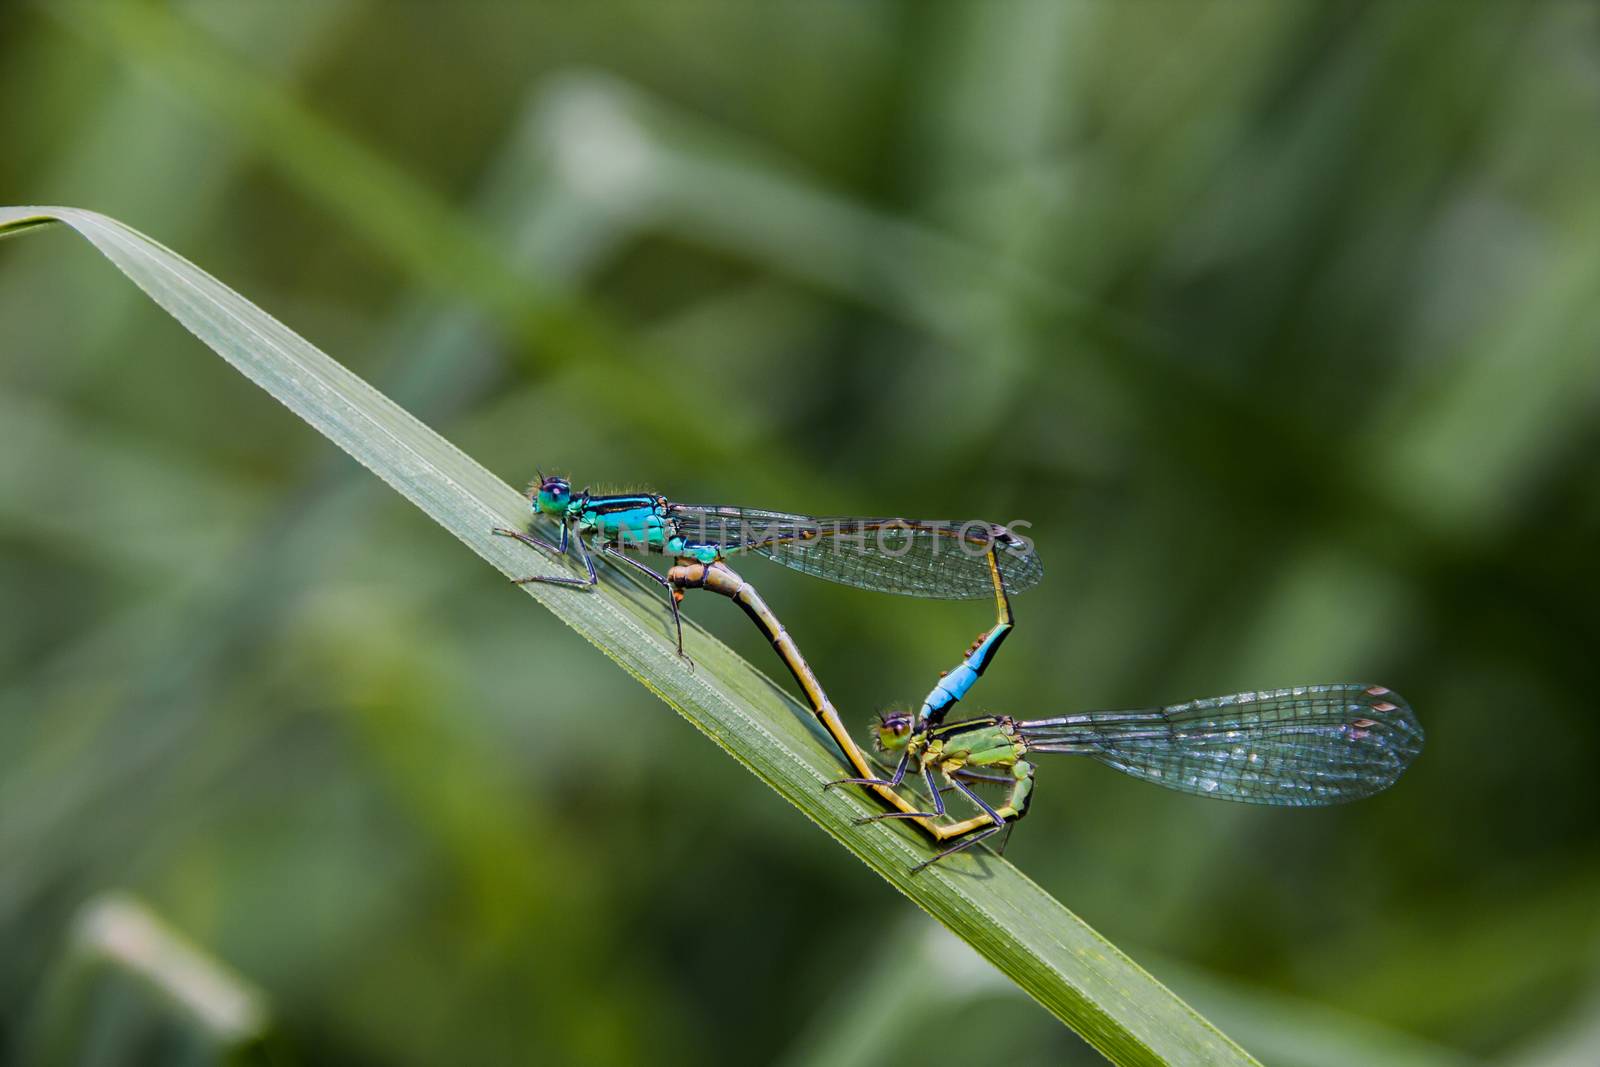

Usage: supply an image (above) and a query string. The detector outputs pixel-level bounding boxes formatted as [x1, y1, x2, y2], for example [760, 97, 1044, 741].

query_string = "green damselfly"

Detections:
[678, 559, 1422, 872]
[855, 685, 1423, 870]
[495, 476, 1039, 717]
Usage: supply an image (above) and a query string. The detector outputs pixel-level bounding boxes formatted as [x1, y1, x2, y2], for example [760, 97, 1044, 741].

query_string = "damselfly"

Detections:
[676, 560, 1421, 872]
[495, 475, 1040, 708]
[855, 685, 1423, 870]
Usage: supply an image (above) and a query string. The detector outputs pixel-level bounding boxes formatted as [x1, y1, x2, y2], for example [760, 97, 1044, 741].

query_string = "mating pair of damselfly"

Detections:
[496, 474, 1423, 871]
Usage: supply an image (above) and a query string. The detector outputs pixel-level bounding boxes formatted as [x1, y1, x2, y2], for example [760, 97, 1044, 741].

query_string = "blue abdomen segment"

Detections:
[675, 541, 722, 564]
[917, 623, 1011, 723]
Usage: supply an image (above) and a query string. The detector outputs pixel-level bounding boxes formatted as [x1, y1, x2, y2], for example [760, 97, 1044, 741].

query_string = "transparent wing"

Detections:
[1018, 684, 1422, 805]
[665, 503, 1042, 599]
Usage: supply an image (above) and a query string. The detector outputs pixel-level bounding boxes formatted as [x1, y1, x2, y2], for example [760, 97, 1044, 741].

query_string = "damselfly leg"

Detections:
[596, 543, 690, 663]
[852, 763, 947, 824]
[493, 521, 598, 589]
[910, 822, 1007, 874]
[495, 524, 692, 661]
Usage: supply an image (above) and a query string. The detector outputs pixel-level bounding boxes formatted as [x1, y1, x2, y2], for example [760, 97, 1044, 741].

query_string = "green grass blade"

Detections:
[0, 205, 1260, 1067]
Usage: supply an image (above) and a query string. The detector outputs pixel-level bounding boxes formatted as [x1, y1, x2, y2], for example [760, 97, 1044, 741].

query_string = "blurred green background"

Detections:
[3, 2, 1599, 1064]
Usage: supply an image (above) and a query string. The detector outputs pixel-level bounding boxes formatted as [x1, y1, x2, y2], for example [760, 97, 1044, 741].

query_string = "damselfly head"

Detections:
[872, 708, 915, 753]
[533, 474, 573, 514]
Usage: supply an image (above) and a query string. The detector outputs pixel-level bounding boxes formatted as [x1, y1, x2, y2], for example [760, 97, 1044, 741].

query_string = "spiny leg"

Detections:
[949, 775, 1008, 827]
[855, 764, 947, 824]
[494, 514, 569, 558]
[494, 527, 567, 557]
[826, 748, 910, 792]
[908, 775, 1011, 874]
[910, 824, 1005, 874]
[599, 544, 691, 663]
[937, 768, 1013, 794]
[495, 523, 600, 588]
[830, 750, 943, 819]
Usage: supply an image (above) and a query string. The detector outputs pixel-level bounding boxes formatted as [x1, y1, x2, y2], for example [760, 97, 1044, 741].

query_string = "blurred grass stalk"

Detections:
[0, 205, 1262, 1066]
[23, 894, 270, 1066]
